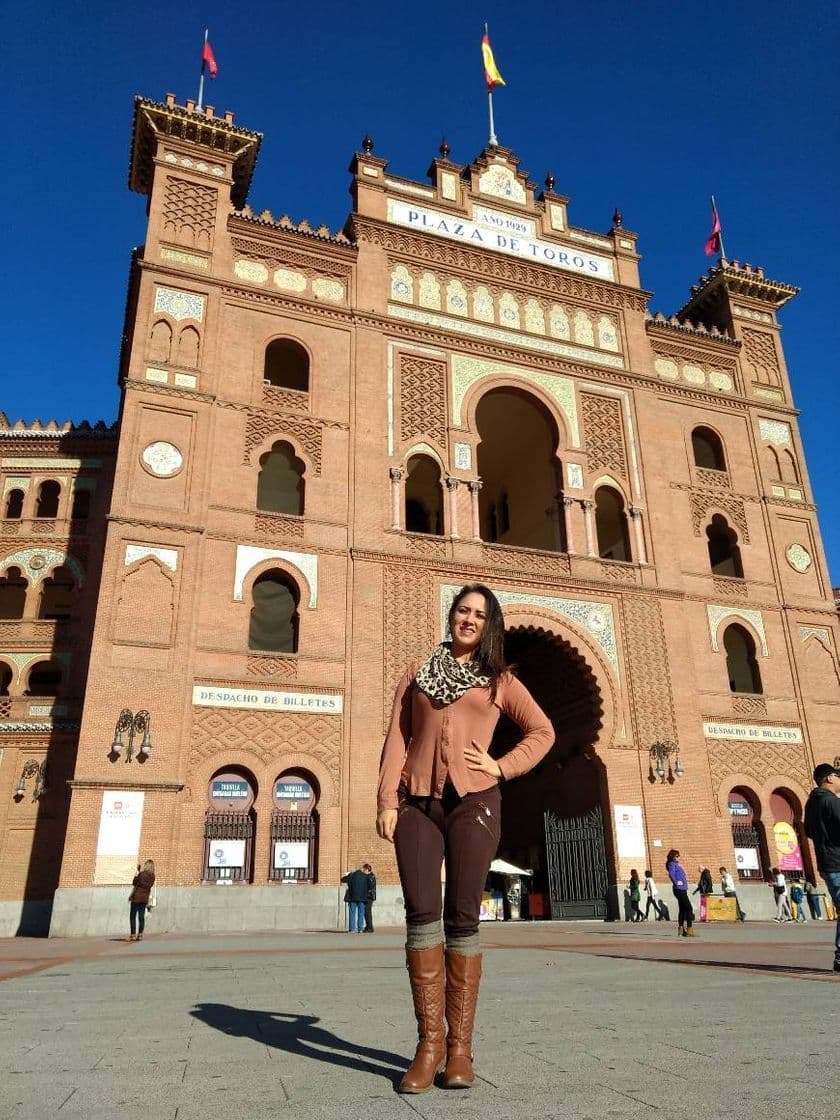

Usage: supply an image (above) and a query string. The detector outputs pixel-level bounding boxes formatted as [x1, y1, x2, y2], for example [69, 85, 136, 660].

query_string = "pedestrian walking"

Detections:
[804, 880, 822, 920]
[341, 866, 369, 933]
[128, 859, 155, 942]
[666, 849, 696, 937]
[789, 881, 808, 922]
[628, 870, 644, 922]
[719, 866, 746, 922]
[770, 867, 794, 922]
[692, 866, 714, 898]
[803, 761, 840, 973]
[377, 583, 553, 1093]
[643, 869, 665, 921]
[363, 862, 376, 933]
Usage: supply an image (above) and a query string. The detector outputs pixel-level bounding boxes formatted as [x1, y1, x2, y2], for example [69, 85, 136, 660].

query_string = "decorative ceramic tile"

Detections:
[478, 164, 526, 204]
[274, 268, 307, 293]
[234, 545, 318, 607]
[549, 203, 566, 231]
[654, 357, 679, 380]
[125, 545, 178, 572]
[0, 548, 84, 587]
[161, 248, 209, 269]
[709, 370, 734, 392]
[141, 442, 183, 478]
[312, 278, 345, 302]
[145, 367, 168, 383]
[787, 488, 803, 501]
[174, 373, 197, 388]
[154, 287, 205, 323]
[567, 463, 584, 489]
[454, 443, 472, 470]
[2, 458, 101, 470]
[798, 625, 831, 645]
[451, 354, 580, 446]
[234, 260, 269, 283]
[707, 605, 768, 656]
[441, 172, 458, 201]
[785, 544, 812, 573]
[759, 418, 791, 446]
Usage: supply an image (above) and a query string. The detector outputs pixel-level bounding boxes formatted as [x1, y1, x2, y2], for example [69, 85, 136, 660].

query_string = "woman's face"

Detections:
[450, 592, 488, 657]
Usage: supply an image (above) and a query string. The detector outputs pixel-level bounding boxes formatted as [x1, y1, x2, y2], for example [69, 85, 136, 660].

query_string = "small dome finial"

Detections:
[545, 170, 555, 191]
[361, 134, 374, 155]
[439, 137, 451, 159]
[612, 207, 623, 228]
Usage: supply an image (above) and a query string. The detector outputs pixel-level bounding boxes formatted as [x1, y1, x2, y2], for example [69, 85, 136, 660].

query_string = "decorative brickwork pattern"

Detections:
[690, 491, 750, 542]
[246, 655, 299, 679]
[405, 535, 448, 558]
[732, 694, 767, 716]
[262, 385, 309, 412]
[383, 565, 435, 729]
[695, 467, 731, 490]
[480, 544, 572, 579]
[712, 575, 748, 600]
[245, 410, 323, 473]
[581, 392, 627, 477]
[189, 707, 341, 784]
[162, 178, 218, 250]
[707, 740, 810, 812]
[399, 355, 448, 448]
[741, 328, 781, 386]
[254, 513, 305, 542]
[621, 596, 678, 748]
[597, 562, 641, 583]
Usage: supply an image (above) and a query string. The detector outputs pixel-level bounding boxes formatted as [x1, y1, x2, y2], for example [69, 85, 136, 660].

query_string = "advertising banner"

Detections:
[273, 841, 309, 871]
[735, 847, 760, 871]
[705, 896, 739, 922]
[773, 822, 803, 871]
[208, 840, 246, 868]
[93, 791, 145, 885]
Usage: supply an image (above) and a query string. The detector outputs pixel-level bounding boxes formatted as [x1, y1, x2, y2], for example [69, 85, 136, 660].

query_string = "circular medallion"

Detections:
[785, 544, 812, 573]
[28, 554, 46, 570]
[586, 609, 607, 633]
[141, 441, 183, 478]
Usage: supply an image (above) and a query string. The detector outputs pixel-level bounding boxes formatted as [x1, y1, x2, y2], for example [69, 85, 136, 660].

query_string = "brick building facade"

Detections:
[2, 91, 839, 935]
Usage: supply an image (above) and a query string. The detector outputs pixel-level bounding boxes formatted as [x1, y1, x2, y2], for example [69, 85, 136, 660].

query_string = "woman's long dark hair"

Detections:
[665, 849, 680, 867]
[447, 583, 508, 697]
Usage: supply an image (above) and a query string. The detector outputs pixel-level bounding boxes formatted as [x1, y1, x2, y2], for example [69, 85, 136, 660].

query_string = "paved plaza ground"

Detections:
[1, 919, 837, 1120]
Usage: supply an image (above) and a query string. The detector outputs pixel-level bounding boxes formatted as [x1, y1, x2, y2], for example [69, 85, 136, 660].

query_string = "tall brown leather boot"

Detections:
[398, 944, 446, 1094]
[442, 950, 482, 1089]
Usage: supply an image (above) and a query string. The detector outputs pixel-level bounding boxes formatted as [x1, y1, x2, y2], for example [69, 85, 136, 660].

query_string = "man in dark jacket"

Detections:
[803, 762, 840, 973]
[362, 863, 376, 933]
[341, 866, 369, 933]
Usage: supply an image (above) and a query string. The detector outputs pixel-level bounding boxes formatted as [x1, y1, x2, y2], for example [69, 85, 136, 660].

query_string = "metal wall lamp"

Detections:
[15, 758, 47, 800]
[110, 709, 152, 762]
[649, 740, 684, 784]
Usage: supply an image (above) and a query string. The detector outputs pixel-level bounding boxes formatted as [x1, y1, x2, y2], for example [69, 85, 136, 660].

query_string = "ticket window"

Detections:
[728, 788, 766, 881]
[270, 773, 318, 883]
[204, 771, 256, 883]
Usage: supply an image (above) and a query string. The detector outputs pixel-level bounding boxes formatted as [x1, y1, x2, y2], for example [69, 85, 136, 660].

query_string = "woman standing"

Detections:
[628, 870, 644, 922]
[666, 849, 696, 937]
[377, 584, 554, 1093]
[128, 859, 155, 942]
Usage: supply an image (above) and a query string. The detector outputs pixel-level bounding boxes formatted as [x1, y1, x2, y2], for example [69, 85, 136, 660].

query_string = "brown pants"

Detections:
[394, 784, 501, 938]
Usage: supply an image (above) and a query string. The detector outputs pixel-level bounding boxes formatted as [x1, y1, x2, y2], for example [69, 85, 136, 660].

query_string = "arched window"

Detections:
[723, 624, 762, 694]
[692, 427, 726, 472]
[404, 455, 443, 535]
[594, 486, 631, 561]
[264, 339, 309, 391]
[0, 567, 27, 619]
[476, 388, 564, 551]
[4, 489, 24, 519]
[205, 768, 256, 883]
[257, 441, 306, 515]
[271, 771, 320, 883]
[780, 449, 799, 485]
[0, 661, 12, 696]
[26, 660, 62, 696]
[38, 566, 75, 621]
[728, 787, 769, 881]
[706, 514, 744, 578]
[70, 489, 91, 520]
[248, 570, 300, 653]
[35, 480, 60, 519]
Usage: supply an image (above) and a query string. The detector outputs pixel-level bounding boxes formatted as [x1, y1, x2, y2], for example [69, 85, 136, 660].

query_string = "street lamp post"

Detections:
[15, 759, 47, 800]
[110, 709, 152, 763]
[649, 740, 684, 784]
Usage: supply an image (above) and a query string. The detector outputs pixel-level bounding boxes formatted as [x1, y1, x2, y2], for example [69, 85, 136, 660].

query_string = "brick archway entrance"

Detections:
[491, 625, 609, 912]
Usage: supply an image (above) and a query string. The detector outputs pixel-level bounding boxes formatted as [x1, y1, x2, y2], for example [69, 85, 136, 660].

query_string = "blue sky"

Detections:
[4, 2, 838, 579]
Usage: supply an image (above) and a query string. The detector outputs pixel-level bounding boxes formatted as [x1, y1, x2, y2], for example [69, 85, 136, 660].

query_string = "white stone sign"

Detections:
[192, 684, 342, 714]
[386, 200, 615, 282]
[614, 804, 646, 858]
[703, 721, 803, 744]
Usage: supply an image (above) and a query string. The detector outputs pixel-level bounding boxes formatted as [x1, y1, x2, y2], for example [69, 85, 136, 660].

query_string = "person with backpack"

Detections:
[789, 881, 808, 922]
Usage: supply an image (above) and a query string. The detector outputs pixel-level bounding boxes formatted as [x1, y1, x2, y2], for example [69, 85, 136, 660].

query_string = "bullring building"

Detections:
[1, 90, 838, 935]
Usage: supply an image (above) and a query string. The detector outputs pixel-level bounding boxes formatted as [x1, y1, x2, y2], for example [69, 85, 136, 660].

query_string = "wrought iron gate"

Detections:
[544, 805, 609, 919]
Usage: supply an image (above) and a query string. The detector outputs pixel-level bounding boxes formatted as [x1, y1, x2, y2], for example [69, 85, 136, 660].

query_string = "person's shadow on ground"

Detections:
[190, 1003, 407, 1087]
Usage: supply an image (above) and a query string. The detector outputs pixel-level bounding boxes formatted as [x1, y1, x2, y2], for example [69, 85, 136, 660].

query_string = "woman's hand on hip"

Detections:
[464, 738, 501, 779]
[376, 809, 398, 843]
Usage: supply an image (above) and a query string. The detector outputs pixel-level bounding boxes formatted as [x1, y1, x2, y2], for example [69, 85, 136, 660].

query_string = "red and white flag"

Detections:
[202, 38, 218, 79]
[704, 199, 722, 256]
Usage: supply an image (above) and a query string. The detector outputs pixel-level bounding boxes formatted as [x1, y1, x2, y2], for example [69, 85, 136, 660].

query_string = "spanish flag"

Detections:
[482, 31, 505, 92]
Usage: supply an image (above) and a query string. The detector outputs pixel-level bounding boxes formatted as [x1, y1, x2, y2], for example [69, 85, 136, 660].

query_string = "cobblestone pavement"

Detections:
[1, 920, 837, 1120]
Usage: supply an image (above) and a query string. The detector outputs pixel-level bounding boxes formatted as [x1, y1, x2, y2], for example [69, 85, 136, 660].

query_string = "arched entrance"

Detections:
[490, 625, 609, 918]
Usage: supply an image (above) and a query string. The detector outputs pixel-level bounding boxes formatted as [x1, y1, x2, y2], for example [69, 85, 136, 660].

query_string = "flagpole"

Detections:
[197, 28, 208, 110]
[488, 89, 498, 147]
[711, 194, 727, 265]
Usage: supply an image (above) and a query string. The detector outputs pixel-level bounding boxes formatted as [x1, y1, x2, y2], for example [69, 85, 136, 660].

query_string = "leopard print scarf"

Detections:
[414, 643, 490, 706]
